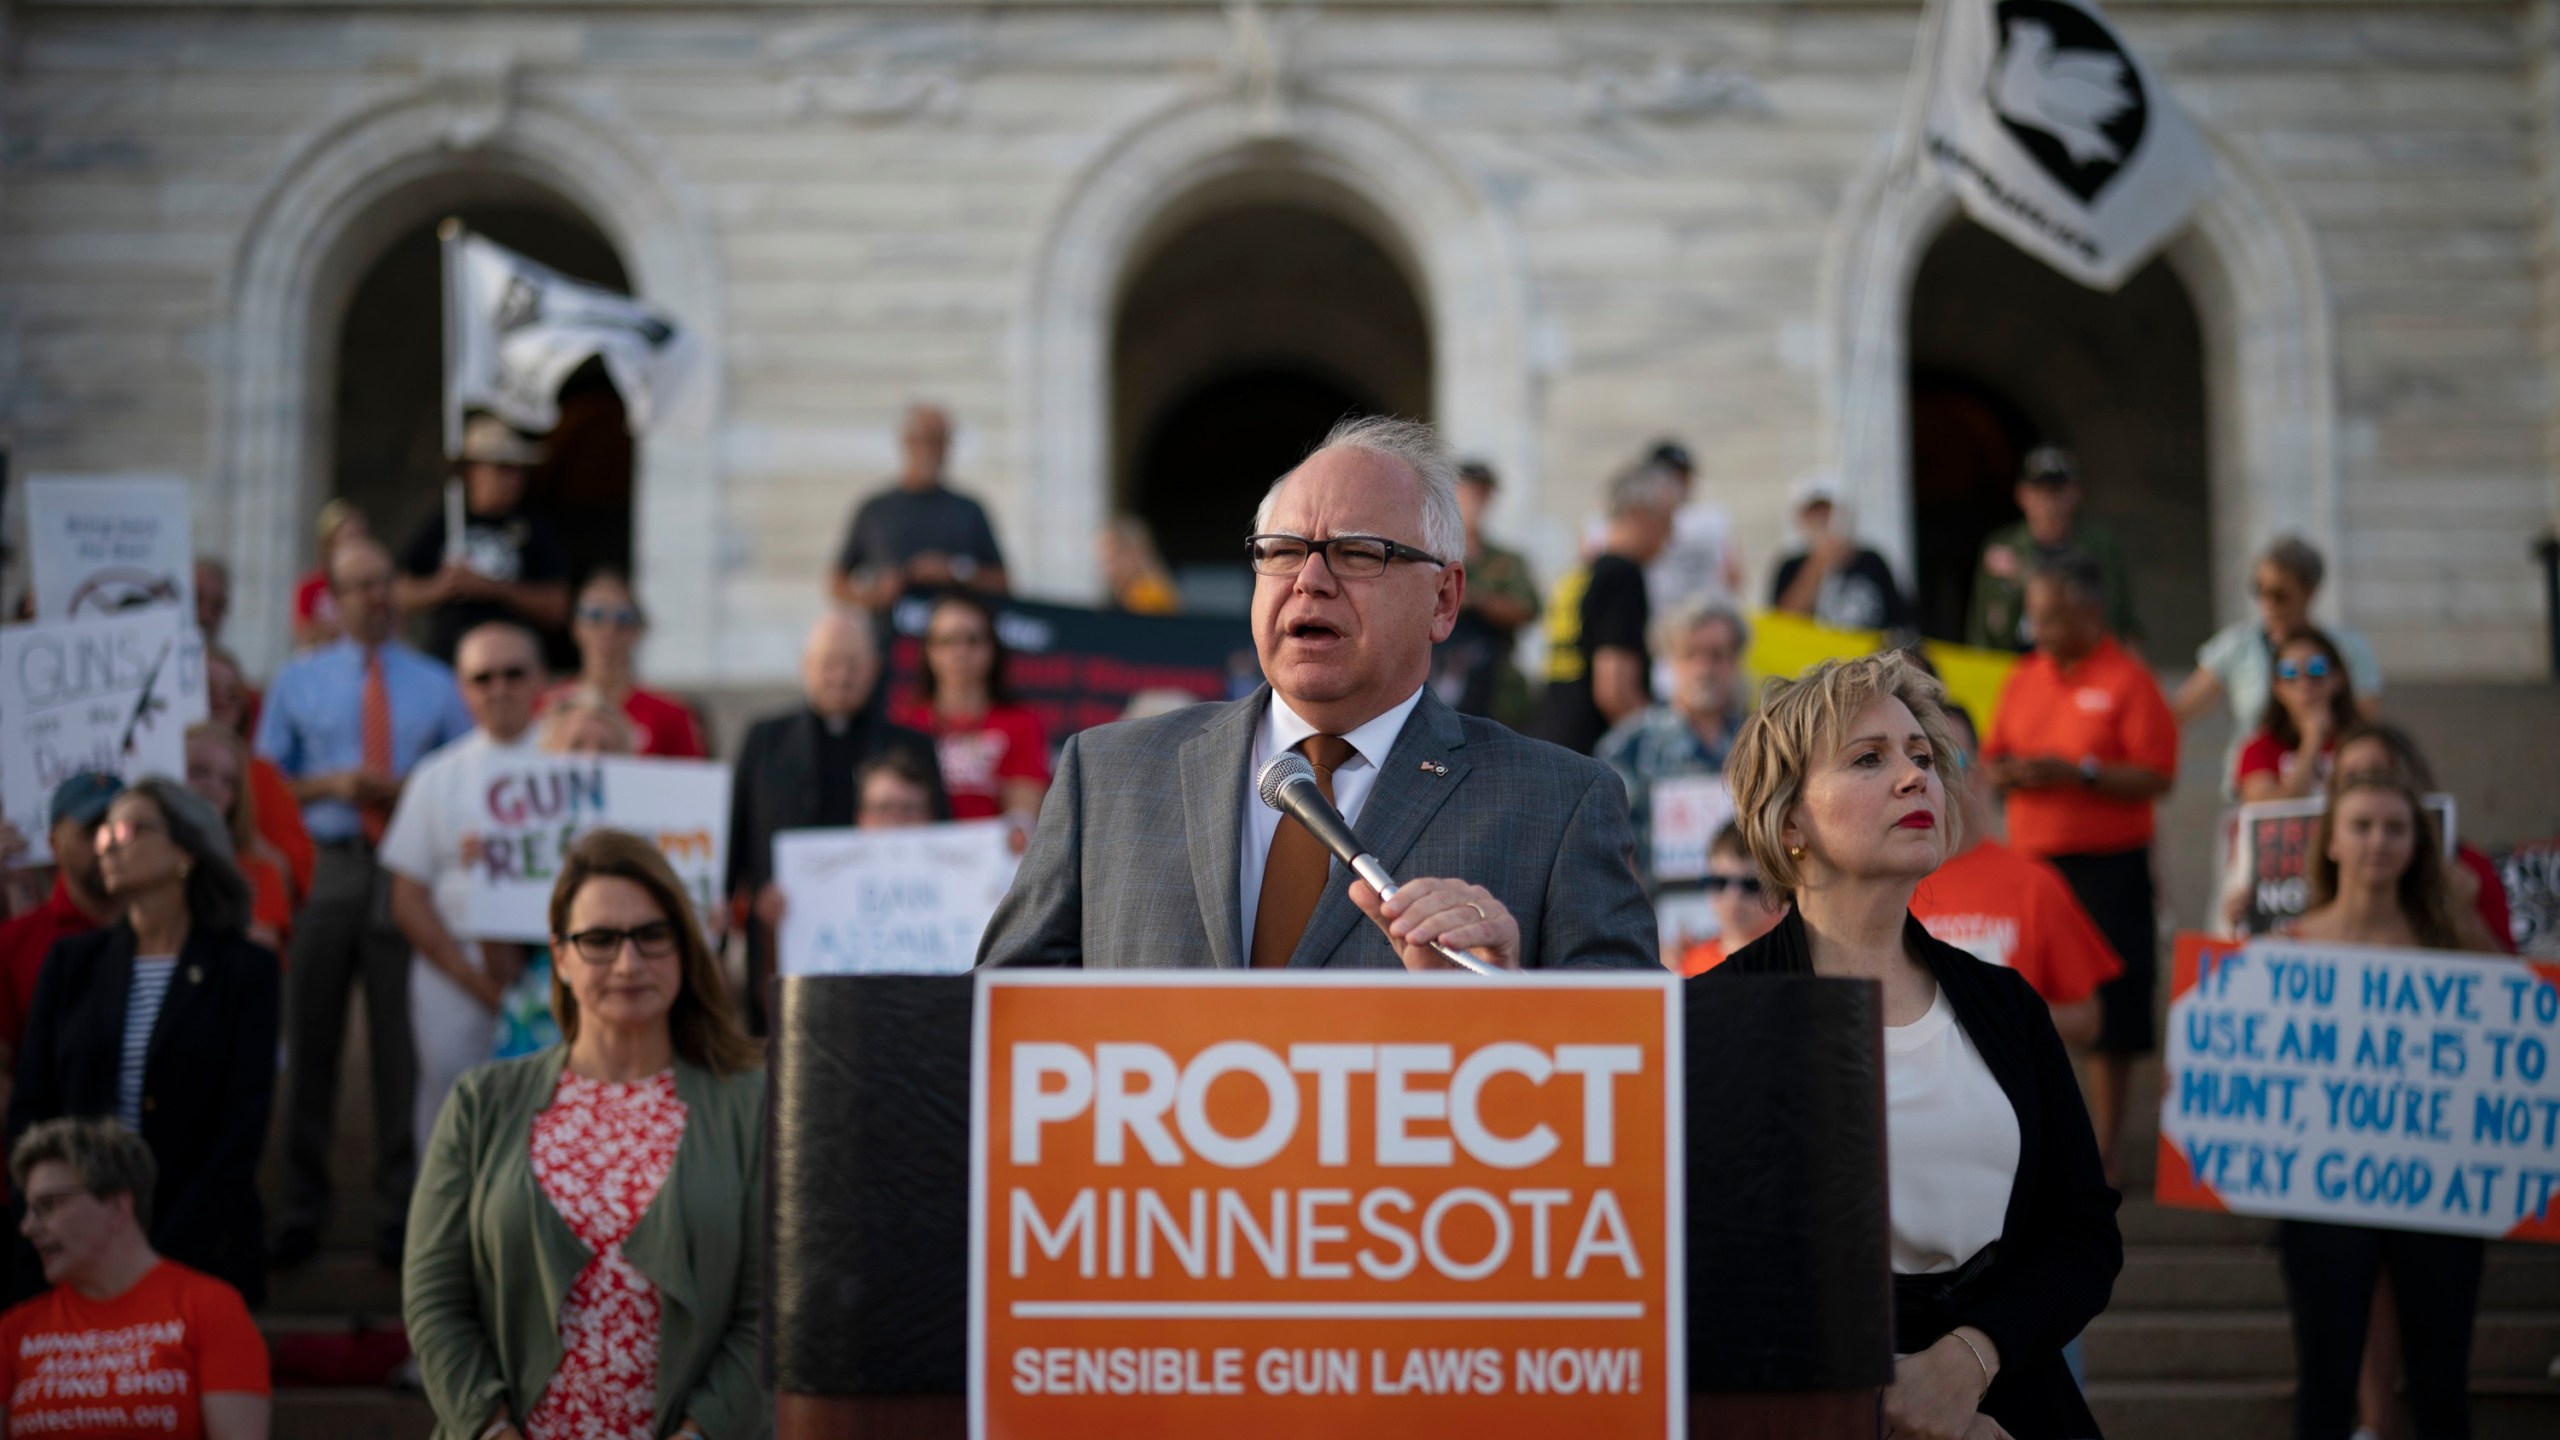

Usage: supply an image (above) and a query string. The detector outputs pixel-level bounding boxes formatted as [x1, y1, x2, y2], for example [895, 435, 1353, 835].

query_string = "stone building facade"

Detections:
[3, 0, 2554, 690]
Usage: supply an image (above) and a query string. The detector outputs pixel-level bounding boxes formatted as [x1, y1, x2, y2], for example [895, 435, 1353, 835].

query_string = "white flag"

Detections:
[1919, 0, 2216, 290]
[440, 224, 700, 453]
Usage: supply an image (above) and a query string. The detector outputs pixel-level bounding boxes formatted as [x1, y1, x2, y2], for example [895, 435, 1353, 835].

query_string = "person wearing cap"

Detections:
[1966, 446, 2139, 653]
[1429, 459, 1541, 727]
[395, 414, 573, 664]
[0, 776, 124, 1116]
[4, 779, 279, 1309]
[1770, 472, 1915, 634]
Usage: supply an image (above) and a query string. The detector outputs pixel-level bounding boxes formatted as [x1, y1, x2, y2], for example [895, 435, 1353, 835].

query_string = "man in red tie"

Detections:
[254, 536, 472, 1269]
[981, 416, 1656, 973]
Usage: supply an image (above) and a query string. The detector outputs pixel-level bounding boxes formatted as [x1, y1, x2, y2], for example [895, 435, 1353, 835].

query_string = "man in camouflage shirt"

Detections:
[1432, 460, 1542, 729]
[1967, 446, 2140, 652]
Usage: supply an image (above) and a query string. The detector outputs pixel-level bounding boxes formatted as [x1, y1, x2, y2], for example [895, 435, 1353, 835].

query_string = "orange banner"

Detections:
[969, 972, 1684, 1440]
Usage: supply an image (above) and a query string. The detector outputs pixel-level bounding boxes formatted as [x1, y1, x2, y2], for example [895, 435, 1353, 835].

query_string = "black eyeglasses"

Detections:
[558, 919, 681, 964]
[465, 666, 533, 687]
[2274, 657, 2332, 682]
[1245, 533, 1447, 579]
[1700, 874, 1766, 897]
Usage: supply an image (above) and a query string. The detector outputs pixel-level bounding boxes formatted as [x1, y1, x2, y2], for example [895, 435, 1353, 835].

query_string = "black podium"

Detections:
[767, 973, 1889, 1438]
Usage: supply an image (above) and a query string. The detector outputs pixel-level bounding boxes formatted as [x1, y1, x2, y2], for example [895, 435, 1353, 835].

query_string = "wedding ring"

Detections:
[1465, 902, 1487, 922]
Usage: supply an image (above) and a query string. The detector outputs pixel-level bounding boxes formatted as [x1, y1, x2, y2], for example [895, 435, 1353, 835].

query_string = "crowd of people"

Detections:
[0, 397, 2533, 1440]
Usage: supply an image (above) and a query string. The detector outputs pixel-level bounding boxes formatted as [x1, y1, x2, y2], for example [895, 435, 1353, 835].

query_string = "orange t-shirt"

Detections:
[1677, 939, 1728, 977]
[248, 757, 314, 903]
[1983, 637, 2178, 859]
[0, 1260, 270, 1440]
[245, 855, 292, 952]
[1911, 839, 2124, 1006]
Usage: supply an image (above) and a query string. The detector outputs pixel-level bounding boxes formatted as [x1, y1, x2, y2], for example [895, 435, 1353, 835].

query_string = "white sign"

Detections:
[2162, 935, 2560, 1241]
[1649, 775, 1734, 884]
[1920, 0, 2218, 290]
[454, 753, 731, 942]
[1, 610, 202, 865]
[26, 476, 194, 622]
[774, 820, 1019, 976]
[442, 225, 702, 450]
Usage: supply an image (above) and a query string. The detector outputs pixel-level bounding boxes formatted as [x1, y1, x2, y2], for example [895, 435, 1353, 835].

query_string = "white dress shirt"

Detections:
[1885, 987, 2022, 1275]
[1237, 685, 1429, 951]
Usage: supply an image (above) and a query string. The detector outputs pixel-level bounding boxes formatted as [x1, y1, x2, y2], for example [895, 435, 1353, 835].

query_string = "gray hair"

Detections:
[1606, 463, 1683, 520]
[1252, 415, 1466, 564]
[1651, 596, 1750, 660]
[120, 777, 254, 937]
[10, 1117, 158, 1231]
[2258, 534, 2326, 593]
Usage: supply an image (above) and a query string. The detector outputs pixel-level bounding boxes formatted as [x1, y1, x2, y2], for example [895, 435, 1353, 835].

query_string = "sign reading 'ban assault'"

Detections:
[969, 972, 1684, 1440]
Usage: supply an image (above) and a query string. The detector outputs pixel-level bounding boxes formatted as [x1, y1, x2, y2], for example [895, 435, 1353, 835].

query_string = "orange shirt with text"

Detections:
[1983, 637, 2177, 859]
[0, 1261, 268, 1440]
[1911, 840, 2123, 1006]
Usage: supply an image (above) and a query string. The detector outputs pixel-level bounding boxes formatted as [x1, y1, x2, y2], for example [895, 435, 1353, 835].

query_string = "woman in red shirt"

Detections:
[2234, 627, 2360, 802]
[183, 724, 294, 953]
[893, 593, 1051, 823]
[543, 571, 708, 759]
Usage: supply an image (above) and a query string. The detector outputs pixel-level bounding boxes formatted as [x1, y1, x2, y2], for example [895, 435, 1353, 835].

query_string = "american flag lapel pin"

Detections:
[1419, 760, 1448, 777]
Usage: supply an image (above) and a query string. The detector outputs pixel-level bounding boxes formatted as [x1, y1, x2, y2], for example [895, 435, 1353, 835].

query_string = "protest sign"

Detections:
[25, 476, 195, 622]
[1738, 612, 2016, 736]
[1646, 776, 1732, 885]
[0, 610, 201, 865]
[452, 753, 729, 942]
[2224, 795, 2457, 935]
[2500, 841, 2560, 959]
[775, 820, 1019, 976]
[887, 595, 1258, 742]
[2158, 933, 2560, 1241]
[972, 971, 1684, 1440]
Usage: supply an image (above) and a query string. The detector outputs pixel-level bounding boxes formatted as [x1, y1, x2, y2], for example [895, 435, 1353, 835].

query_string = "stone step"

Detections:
[273, 1387, 434, 1440]
[2110, 1243, 2560, 1310]
[2115, 1195, 2274, 1247]
[2086, 1377, 2560, 1440]
[2081, 1308, 2560, 1382]
[264, 1250, 403, 1320]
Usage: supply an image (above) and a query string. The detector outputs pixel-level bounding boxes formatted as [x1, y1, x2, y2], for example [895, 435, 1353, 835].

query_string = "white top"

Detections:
[1236, 686, 1427, 949]
[117, 957, 179, 1130]
[1885, 986, 2021, 1276]
[380, 727, 540, 972]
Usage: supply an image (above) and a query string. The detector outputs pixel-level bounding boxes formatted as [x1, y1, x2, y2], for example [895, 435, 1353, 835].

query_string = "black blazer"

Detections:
[5, 923, 280, 1308]
[1714, 907, 2123, 1439]
[723, 701, 946, 899]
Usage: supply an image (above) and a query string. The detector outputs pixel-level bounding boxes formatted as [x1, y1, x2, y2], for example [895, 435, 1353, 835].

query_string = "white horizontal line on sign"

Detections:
[1009, 1301, 1643, 1320]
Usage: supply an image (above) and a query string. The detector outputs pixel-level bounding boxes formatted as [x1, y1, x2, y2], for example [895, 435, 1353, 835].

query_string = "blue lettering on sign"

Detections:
[2263, 956, 2335, 1006]
[2182, 1138, 2297, 1198]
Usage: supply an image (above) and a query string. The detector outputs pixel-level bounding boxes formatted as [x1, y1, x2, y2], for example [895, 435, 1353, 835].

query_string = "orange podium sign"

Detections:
[968, 971, 1685, 1440]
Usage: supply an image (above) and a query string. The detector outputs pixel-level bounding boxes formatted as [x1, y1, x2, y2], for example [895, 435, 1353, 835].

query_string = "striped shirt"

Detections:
[118, 958, 179, 1130]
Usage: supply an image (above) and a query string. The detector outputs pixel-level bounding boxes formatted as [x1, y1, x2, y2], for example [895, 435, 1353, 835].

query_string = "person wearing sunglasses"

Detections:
[406, 829, 764, 1440]
[2174, 535, 2383, 798]
[380, 623, 549, 1174]
[1672, 824, 1785, 975]
[548, 571, 707, 759]
[2235, 627, 2363, 804]
[4, 781, 278, 1312]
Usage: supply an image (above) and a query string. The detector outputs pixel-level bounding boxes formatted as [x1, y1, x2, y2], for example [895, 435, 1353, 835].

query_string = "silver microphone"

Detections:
[1254, 752, 1504, 977]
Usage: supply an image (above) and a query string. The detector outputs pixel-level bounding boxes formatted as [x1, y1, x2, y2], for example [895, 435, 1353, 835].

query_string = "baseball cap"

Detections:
[1789, 470, 1844, 510]
[2018, 446, 2078, 487]
[1647, 440, 1694, 473]
[49, 772, 124, 828]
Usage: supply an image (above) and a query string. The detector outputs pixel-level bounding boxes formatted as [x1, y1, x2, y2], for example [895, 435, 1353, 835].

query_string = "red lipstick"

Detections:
[1895, 811, 1937, 830]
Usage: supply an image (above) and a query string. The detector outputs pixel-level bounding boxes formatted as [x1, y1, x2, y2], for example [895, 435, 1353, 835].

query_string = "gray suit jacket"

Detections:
[977, 686, 1658, 970]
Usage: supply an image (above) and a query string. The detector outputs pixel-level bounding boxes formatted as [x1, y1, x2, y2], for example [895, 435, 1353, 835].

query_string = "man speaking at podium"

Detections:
[979, 417, 1656, 972]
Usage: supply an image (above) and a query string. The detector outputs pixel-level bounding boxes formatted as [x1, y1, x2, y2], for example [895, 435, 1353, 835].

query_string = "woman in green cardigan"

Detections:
[405, 829, 767, 1440]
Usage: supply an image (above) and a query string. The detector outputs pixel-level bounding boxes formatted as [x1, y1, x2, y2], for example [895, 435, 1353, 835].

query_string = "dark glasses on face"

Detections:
[1701, 873, 1765, 897]
[2275, 657, 2332, 682]
[466, 666, 532, 687]
[578, 605, 643, 629]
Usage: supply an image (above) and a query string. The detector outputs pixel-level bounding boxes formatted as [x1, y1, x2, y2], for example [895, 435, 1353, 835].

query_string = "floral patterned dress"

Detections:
[525, 1068, 689, 1440]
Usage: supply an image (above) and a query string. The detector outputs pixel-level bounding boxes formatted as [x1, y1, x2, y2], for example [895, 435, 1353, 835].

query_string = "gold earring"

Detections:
[1787, 846, 1805, 861]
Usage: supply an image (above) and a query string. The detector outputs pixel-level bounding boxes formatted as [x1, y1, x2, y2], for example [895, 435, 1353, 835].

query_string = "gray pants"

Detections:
[282, 843, 416, 1231]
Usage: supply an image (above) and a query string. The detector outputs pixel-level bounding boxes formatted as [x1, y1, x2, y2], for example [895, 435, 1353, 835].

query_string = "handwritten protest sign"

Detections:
[1646, 776, 1732, 885]
[1, 610, 202, 865]
[453, 753, 729, 942]
[26, 477, 195, 622]
[972, 971, 1684, 1440]
[2159, 933, 2560, 1241]
[774, 820, 1019, 976]
[2220, 795, 2457, 935]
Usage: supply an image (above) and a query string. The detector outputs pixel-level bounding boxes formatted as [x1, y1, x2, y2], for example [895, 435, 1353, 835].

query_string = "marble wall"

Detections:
[0, 0, 2550, 684]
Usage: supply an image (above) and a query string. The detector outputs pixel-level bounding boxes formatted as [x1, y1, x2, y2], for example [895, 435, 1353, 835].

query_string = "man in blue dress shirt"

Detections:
[255, 535, 471, 1269]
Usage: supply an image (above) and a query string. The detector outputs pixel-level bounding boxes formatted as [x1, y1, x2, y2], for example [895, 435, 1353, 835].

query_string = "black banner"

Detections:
[884, 594, 1260, 743]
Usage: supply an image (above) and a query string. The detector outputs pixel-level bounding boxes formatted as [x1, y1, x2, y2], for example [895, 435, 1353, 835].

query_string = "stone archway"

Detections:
[1016, 89, 1532, 603]
[1817, 128, 2337, 631]
[215, 86, 725, 680]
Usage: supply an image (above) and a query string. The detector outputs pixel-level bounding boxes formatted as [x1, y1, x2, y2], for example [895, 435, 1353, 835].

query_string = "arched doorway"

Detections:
[1112, 202, 1432, 613]
[1907, 218, 2212, 655]
[332, 199, 635, 621]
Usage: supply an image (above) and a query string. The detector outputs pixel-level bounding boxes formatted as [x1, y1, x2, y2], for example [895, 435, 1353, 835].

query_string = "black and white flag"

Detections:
[1919, 0, 2216, 290]
[440, 222, 701, 453]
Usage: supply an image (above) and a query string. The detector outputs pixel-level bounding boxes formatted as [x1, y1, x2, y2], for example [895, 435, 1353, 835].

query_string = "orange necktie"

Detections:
[1249, 734, 1357, 969]
[359, 649, 393, 843]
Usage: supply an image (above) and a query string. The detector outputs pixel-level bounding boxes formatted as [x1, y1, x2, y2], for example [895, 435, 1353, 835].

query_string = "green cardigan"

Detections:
[403, 1047, 770, 1440]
